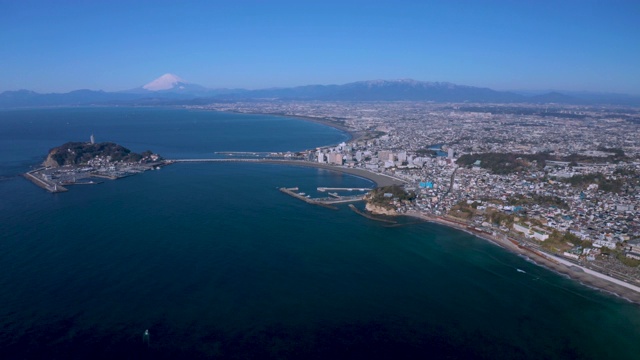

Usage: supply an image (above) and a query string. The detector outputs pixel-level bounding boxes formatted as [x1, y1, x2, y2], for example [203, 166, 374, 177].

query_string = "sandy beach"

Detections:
[267, 156, 640, 303]
[211, 112, 640, 305]
[221, 110, 366, 143]
[256, 160, 405, 187]
[275, 114, 355, 137]
[256, 158, 640, 304]
[404, 210, 640, 304]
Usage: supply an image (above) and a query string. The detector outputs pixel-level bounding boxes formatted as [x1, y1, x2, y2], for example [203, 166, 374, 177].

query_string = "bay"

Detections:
[1, 107, 639, 359]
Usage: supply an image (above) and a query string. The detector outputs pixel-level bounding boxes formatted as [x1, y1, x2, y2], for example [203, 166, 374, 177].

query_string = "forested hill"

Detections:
[43, 142, 156, 167]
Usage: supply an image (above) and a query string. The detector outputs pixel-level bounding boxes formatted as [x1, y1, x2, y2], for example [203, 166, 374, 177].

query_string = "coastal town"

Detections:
[25, 101, 640, 299]
[193, 101, 640, 294]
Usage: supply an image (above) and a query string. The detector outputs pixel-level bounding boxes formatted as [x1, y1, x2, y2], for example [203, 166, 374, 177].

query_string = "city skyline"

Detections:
[1, 0, 639, 94]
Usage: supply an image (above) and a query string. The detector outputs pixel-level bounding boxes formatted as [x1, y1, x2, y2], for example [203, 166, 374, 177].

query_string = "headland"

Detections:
[260, 160, 640, 303]
[212, 102, 640, 305]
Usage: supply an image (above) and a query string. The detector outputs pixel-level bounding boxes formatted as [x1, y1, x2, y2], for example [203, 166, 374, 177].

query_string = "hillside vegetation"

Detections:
[43, 142, 155, 167]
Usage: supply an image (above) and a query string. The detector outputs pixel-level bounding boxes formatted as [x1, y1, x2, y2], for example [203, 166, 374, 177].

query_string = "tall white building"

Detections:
[398, 151, 407, 162]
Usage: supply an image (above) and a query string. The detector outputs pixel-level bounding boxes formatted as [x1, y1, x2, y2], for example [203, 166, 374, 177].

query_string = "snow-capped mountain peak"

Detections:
[142, 73, 186, 91]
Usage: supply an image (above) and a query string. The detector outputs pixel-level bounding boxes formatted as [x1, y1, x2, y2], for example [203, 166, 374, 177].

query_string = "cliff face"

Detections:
[365, 202, 398, 216]
[42, 142, 144, 167]
[363, 185, 414, 216]
[43, 152, 61, 168]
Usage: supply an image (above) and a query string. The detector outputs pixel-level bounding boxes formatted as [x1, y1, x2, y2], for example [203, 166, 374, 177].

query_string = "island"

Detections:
[20, 104, 640, 303]
[25, 140, 166, 193]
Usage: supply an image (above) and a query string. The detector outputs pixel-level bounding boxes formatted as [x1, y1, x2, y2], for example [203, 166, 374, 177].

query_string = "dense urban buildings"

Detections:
[196, 101, 640, 281]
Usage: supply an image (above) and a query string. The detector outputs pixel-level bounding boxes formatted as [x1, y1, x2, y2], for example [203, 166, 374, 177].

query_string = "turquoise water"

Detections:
[1, 108, 640, 359]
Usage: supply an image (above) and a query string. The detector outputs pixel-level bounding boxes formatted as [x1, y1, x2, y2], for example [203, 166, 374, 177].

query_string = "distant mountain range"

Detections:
[1, 74, 639, 108]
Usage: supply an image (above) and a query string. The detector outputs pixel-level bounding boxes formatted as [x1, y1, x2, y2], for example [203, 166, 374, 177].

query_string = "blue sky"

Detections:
[1, 0, 639, 94]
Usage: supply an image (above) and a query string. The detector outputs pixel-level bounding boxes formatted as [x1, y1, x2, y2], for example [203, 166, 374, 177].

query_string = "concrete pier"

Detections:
[279, 187, 338, 209]
[279, 186, 366, 209]
[317, 187, 371, 192]
[23, 170, 68, 193]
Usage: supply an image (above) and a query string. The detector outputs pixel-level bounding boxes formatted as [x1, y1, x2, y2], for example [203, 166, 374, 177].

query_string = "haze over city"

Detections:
[1, 0, 639, 94]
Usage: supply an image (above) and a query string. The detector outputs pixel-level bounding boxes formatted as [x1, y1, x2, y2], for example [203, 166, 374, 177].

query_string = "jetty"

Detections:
[317, 187, 371, 192]
[279, 187, 365, 209]
[23, 169, 68, 193]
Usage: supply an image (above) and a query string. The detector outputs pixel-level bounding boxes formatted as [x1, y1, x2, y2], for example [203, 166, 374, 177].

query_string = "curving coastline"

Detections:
[179, 157, 640, 304]
[208, 111, 640, 304]
[212, 109, 363, 142]
[39, 107, 638, 305]
[240, 156, 640, 303]
[257, 160, 404, 187]
[403, 210, 640, 304]
[272, 114, 356, 140]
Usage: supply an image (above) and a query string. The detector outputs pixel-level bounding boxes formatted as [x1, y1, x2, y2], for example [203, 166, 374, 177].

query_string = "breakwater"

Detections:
[279, 187, 338, 209]
[348, 204, 397, 223]
[23, 169, 68, 193]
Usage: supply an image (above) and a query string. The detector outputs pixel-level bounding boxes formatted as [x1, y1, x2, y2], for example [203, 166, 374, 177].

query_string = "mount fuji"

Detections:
[125, 73, 212, 96]
[1, 74, 639, 108]
[143, 73, 189, 91]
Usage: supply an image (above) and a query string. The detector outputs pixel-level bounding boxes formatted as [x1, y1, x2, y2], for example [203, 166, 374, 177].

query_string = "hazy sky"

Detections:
[1, 0, 639, 94]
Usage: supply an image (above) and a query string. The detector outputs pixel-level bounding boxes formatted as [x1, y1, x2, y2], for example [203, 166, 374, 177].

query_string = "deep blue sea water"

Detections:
[1, 107, 640, 359]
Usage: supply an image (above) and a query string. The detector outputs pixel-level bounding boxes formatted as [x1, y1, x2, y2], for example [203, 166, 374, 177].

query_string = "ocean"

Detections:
[1, 107, 640, 359]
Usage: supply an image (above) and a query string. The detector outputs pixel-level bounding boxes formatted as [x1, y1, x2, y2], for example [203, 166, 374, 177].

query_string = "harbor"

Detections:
[24, 162, 167, 193]
[279, 187, 365, 209]
[25, 156, 403, 194]
[317, 187, 371, 192]
[23, 168, 68, 193]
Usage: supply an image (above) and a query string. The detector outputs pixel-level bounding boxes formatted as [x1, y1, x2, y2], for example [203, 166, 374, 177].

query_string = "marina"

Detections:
[24, 156, 397, 194]
[24, 162, 167, 193]
[279, 187, 365, 209]
[5, 107, 640, 360]
[317, 187, 371, 192]
[23, 169, 68, 193]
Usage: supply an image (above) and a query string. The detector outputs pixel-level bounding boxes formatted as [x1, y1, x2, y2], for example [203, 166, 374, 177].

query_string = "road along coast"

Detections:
[258, 160, 404, 187]
[404, 210, 640, 304]
[170, 158, 640, 304]
[244, 152, 640, 303]
[171, 158, 404, 188]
